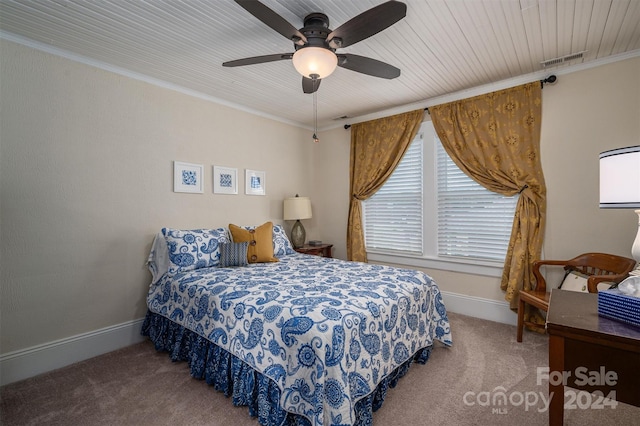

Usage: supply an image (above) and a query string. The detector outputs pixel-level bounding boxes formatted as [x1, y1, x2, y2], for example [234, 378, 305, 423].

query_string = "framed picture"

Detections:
[245, 169, 266, 195]
[213, 166, 238, 195]
[173, 161, 204, 193]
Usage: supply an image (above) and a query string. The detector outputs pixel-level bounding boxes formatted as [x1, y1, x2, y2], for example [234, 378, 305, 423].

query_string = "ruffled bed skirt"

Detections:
[141, 311, 433, 426]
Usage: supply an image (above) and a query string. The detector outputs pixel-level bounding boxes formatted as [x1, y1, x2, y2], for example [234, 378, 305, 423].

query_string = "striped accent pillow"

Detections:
[219, 242, 249, 267]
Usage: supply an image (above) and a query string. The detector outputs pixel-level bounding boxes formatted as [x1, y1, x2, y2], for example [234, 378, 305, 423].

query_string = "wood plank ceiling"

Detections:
[1, 0, 639, 129]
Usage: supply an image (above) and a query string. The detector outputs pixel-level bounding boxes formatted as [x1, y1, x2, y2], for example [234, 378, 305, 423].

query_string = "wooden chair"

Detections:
[516, 252, 636, 342]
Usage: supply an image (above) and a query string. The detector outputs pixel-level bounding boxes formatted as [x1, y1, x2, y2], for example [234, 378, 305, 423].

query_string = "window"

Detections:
[436, 141, 517, 262]
[363, 137, 423, 254]
[363, 121, 518, 276]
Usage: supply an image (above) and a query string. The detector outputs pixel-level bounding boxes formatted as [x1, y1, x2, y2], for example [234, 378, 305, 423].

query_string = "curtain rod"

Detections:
[343, 75, 557, 130]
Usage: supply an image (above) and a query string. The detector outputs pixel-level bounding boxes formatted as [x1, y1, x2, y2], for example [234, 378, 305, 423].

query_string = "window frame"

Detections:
[363, 121, 518, 278]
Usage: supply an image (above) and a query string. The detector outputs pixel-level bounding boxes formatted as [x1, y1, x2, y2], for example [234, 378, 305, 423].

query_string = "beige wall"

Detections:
[314, 56, 640, 301]
[0, 40, 315, 353]
[541, 57, 640, 259]
[309, 126, 351, 260]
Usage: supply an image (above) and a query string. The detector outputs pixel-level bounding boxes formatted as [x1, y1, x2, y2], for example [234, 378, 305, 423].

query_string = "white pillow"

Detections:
[162, 227, 230, 273]
[560, 271, 589, 292]
[273, 224, 296, 256]
[147, 232, 169, 284]
[596, 282, 616, 292]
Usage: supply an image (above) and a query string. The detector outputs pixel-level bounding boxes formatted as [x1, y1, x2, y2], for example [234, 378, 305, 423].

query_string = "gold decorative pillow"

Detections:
[228, 222, 279, 264]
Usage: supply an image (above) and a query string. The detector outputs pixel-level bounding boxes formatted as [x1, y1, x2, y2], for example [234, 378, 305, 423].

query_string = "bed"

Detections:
[142, 224, 452, 426]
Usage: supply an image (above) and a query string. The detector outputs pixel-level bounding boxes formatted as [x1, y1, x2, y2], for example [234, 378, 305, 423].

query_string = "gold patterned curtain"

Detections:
[430, 82, 546, 311]
[347, 109, 424, 262]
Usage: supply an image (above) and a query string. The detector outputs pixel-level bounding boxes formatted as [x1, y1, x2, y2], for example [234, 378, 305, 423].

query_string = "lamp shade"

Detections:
[292, 47, 338, 79]
[599, 146, 640, 208]
[284, 196, 312, 220]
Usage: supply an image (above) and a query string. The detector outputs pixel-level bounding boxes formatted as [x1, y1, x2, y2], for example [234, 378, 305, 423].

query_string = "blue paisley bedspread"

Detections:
[146, 253, 452, 426]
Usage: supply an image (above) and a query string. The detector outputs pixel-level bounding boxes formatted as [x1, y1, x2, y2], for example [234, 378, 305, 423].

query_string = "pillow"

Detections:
[596, 282, 616, 292]
[229, 222, 279, 263]
[235, 223, 295, 257]
[219, 242, 249, 267]
[147, 232, 169, 284]
[273, 224, 296, 256]
[162, 227, 230, 273]
[559, 271, 589, 293]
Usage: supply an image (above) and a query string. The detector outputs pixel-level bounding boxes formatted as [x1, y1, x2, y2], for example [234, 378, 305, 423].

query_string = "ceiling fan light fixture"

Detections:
[292, 47, 337, 79]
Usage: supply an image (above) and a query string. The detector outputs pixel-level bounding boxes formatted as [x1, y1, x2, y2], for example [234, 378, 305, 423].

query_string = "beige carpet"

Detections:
[1, 312, 637, 425]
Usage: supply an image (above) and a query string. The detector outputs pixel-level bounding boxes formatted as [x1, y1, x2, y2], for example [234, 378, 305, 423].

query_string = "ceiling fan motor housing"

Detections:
[295, 13, 336, 51]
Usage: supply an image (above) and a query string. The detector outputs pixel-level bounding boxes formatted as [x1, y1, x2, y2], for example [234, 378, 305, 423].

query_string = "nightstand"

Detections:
[295, 244, 333, 258]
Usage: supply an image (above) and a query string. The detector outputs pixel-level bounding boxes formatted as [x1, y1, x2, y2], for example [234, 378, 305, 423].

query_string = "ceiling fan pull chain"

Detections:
[312, 74, 319, 143]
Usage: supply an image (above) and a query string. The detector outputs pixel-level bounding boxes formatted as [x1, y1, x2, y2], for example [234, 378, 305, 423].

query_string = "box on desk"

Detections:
[598, 288, 640, 328]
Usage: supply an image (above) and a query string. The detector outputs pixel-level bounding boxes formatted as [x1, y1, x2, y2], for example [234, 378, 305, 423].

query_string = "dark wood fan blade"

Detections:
[337, 54, 401, 79]
[327, 1, 406, 48]
[302, 77, 321, 94]
[223, 53, 293, 67]
[235, 0, 307, 45]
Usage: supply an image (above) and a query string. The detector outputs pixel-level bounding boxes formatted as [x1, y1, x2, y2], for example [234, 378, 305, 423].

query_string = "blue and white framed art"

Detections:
[173, 161, 204, 193]
[213, 166, 238, 195]
[245, 169, 266, 195]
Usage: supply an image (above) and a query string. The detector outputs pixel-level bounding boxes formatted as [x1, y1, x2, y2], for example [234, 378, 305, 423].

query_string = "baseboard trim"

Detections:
[440, 291, 517, 326]
[0, 318, 146, 386]
[0, 292, 514, 387]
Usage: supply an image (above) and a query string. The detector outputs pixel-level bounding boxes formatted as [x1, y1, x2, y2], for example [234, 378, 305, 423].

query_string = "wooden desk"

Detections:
[546, 290, 640, 425]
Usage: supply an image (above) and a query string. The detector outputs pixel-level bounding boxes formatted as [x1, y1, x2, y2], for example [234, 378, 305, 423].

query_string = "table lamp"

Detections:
[284, 195, 312, 248]
[600, 145, 640, 276]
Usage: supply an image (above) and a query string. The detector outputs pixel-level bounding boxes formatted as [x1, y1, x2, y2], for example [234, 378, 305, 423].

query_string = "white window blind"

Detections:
[363, 137, 423, 254]
[362, 121, 518, 275]
[436, 142, 518, 262]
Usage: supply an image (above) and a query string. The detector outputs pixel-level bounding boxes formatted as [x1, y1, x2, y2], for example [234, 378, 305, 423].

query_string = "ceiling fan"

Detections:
[223, 0, 407, 94]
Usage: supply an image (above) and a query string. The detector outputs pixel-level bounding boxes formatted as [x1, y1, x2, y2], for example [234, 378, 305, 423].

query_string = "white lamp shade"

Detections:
[292, 47, 338, 79]
[599, 146, 640, 208]
[284, 197, 312, 220]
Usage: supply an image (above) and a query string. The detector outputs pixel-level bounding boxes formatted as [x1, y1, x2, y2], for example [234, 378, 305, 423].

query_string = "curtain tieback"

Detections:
[518, 185, 529, 194]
